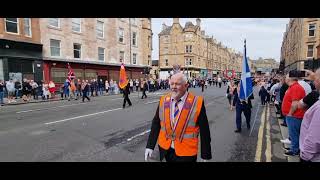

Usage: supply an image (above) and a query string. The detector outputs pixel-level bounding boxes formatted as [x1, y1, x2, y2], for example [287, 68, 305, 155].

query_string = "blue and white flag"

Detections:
[239, 39, 253, 101]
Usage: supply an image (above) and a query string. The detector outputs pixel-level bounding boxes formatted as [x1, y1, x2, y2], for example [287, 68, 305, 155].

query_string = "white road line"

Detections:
[254, 105, 266, 162]
[144, 100, 160, 104]
[16, 103, 85, 114]
[127, 129, 151, 142]
[205, 102, 215, 106]
[110, 97, 124, 101]
[265, 104, 272, 162]
[45, 108, 122, 125]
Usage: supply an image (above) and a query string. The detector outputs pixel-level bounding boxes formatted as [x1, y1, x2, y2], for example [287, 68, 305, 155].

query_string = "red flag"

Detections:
[67, 63, 75, 82]
[119, 63, 128, 89]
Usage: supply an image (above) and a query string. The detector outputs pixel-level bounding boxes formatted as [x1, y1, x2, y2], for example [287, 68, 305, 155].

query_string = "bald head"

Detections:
[314, 68, 320, 91]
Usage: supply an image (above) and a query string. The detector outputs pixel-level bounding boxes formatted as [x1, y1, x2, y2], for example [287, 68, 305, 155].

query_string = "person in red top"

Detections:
[282, 74, 307, 157]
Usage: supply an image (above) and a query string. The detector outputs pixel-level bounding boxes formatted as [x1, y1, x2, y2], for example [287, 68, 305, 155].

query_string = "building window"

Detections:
[5, 18, 19, 34]
[96, 20, 104, 38]
[72, 18, 81, 33]
[133, 53, 137, 64]
[165, 59, 168, 66]
[148, 55, 151, 65]
[164, 47, 169, 54]
[185, 45, 192, 53]
[49, 18, 60, 28]
[119, 28, 124, 43]
[50, 39, 61, 57]
[120, 51, 125, 63]
[98, 47, 105, 61]
[164, 36, 169, 43]
[309, 24, 316, 37]
[148, 36, 151, 48]
[23, 18, 31, 37]
[130, 18, 136, 25]
[73, 43, 81, 59]
[185, 58, 192, 65]
[132, 32, 137, 46]
[307, 45, 314, 58]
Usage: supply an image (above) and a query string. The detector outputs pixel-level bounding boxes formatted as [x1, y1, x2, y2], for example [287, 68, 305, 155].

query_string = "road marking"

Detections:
[127, 129, 151, 142]
[45, 108, 122, 125]
[144, 100, 160, 104]
[16, 103, 85, 114]
[265, 104, 272, 162]
[110, 97, 124, 101]
[249, 105, 261, 136]
[254, 105, 266, 162]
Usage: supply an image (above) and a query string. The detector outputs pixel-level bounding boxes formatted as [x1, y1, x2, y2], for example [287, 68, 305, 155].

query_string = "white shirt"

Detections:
[298, 80, 312, 95]
[170, 92, 188, 149]
[218, 78, 222, 82]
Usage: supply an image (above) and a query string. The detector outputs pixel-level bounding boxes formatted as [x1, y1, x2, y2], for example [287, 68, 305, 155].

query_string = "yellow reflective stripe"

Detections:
[182, 133, 199, 139]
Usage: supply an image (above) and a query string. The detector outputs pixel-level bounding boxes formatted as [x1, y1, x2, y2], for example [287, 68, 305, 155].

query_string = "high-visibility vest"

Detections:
[158, 92, 203, 156]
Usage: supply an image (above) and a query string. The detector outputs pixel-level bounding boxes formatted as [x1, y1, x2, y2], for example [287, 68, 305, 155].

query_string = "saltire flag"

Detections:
[239, 39, 253, 101]
[119, 63, 128, 89]
[67, 63, 76, 82]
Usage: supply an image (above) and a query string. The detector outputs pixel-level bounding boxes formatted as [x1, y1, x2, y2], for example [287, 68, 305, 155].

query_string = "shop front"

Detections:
[43, 59, 146, 90]
[0, 39, 43, 82]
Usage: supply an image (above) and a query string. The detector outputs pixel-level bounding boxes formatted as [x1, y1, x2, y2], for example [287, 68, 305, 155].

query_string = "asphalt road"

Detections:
[0, 84, 286, 162]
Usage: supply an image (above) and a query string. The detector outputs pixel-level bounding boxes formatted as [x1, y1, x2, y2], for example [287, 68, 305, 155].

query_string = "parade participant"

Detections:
[105, 80, 109, 94]
[233, 81, 254, 133]
[81, 80, 90, 102]
[218, 76, 222, 88]
[122, 84, 132, 108]
[145, 73, 212, 162]
[226, 81, 234, 110]
[42, 82, 50, 100]
[141, 80, 148, 99]
[259, 86, 268, 105]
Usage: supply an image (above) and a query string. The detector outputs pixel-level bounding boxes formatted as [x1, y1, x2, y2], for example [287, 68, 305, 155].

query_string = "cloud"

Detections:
[152, 18, 289, 61]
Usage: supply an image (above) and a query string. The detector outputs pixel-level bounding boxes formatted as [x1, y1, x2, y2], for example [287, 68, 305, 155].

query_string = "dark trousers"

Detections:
[82, 91, 90, 102]
[123, 94, 132, 107]
[32, 89, 38, 100]
[261, 96, 266, 105]
[142, 90, 147, 99]
[219, 82, 222, 88]
[160, 146, 197, 162]
[201, 85, 204, 92]
[236, 105, 251, 130]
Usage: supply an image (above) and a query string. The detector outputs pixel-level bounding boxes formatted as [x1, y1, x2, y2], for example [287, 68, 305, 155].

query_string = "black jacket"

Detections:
[146, 99, 212, 160]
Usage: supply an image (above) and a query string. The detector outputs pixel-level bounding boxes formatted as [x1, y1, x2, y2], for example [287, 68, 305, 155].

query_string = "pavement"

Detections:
[0, 85, 294, 162]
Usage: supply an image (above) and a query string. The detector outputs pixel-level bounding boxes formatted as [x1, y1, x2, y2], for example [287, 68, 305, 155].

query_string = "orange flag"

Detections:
[119, 63, 128, 89]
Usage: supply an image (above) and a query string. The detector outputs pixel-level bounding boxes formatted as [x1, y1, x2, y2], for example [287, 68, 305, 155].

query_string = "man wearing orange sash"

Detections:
[145, 72, 212, 162]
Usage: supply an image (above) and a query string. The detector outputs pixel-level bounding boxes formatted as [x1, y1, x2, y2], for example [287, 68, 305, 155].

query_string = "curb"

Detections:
[273, 105, 300, 162]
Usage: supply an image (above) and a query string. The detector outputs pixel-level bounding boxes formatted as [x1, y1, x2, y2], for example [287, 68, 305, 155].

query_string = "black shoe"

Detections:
[276, 112, 280, 114]
[234, 129, 241, 133]
[247, 124, 251, 130]
[282, 147, 290, 151]
[283, 151, 299, 157]
[281, 123, 287, 127]
[129, 104, 132, 107]
[123, 106, 125, 109]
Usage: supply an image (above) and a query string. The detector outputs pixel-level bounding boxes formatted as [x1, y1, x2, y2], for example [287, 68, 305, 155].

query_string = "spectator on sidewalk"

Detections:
[98, 79, 104, 96]
[6, 79, 16, 103]
[14, 79, 21, 99]
[90, 79, 95, 97]
[42, 82, 50, 100]
[279, 77, 289, 126]
[105, 80, 109, 94]
[48, 81, 55, 99]
[0, 80, 4, 105]
[30, 80, 38, 100]
[299, 68, 320, 162]
[281, 73, 310, 157]
[76, 79, 82, 98]
[129, 79, 134, 92]
[135, 79, 139, 92]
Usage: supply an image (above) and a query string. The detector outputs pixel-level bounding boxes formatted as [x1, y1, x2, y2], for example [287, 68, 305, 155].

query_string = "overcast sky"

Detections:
[151, 18, 289, 62]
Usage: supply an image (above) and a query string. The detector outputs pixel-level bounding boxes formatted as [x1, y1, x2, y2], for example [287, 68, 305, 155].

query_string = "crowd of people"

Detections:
[254, 69, 320, 162]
